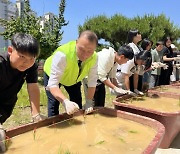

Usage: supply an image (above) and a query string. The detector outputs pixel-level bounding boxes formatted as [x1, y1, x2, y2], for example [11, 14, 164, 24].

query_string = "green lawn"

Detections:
[3, 81, 115, 129]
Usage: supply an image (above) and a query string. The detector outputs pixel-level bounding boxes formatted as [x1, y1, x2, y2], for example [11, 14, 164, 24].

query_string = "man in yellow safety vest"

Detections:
[44, 30, 98, 116]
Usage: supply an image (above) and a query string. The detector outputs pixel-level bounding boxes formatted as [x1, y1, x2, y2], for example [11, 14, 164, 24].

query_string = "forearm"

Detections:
[50, 87, 67, 103]
[103, 79, 116, 89]
[27, 83, 40, 116]
[86, 87, 96, 100]
[133, 73, 139, 89]
[124, 75, 130, 90]
[163, 56, 174, 62]
[110, 78, 119, 87]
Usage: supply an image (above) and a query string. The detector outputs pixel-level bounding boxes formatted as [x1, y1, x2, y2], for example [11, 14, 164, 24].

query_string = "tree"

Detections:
[39, 0, 68, 59]
[132, 14, 180, 46]
[79, 14, 180, 50]
[0, 0, 68, 59]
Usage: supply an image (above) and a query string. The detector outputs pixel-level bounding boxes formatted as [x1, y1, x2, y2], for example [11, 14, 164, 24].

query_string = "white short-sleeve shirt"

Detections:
[116, 59, 138, 87]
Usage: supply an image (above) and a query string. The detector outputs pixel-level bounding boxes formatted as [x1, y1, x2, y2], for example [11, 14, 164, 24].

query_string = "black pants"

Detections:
[94, 82, 106, 107]
[44, 73, 82, 117]
[159, 66, 173, 85]
[129, 75, 142, 92]
[0, 96, 17, 124]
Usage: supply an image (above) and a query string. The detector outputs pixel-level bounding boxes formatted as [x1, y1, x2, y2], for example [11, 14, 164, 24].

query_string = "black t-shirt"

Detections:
[0, 53, 38, 102]
[162, 46, 174, 66]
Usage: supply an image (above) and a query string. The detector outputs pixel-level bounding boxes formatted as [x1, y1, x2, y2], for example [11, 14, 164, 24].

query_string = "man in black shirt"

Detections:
[0, 33, 45, 152]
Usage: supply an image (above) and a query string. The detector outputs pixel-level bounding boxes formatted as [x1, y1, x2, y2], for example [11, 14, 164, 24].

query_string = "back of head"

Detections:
[117, 44, 134, 60]
[127, 29, 139, 43]
[11, 33, 39, 57]
[78, 30, 98, 46]
[135, 50, 152, 61]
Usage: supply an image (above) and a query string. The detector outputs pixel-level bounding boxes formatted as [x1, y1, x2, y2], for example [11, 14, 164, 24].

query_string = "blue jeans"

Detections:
[44, 73, 82, 117]
[143, 71, 151, 84]
[149, 74, 160, 89]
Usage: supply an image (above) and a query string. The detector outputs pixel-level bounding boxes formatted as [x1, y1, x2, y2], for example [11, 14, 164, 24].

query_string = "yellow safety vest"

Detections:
[44, 41, 97, 86]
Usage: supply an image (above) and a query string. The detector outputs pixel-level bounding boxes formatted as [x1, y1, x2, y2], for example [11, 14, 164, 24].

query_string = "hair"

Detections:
[156, 41, 164, 47]
[164, 36, 172, 46]
[164, 36, 173, 52]
[135, 50, 152, 70]
[11, 33, 39, 57]
[127, 29, 140, 43]
[150, 40, 154, 47]
[141, 38, 152, 51]
[117, 45, 134, 60]
[78, 30, 98, 46]
[135, 50, 149, 61]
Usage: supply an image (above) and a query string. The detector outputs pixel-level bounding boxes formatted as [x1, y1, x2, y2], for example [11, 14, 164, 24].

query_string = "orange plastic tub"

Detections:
[5, 108, 165, 154]
[113, 95, 180, 148]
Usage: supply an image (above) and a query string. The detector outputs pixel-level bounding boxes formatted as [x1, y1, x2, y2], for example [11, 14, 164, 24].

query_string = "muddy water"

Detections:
[124, 97, 180, 112]
[6, 114, 156, 154]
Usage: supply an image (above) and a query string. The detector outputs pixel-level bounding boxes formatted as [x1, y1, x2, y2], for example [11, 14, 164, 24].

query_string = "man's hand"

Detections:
[134, 89, 144, 95]
[126, 90, 137, 97]
[0, 124, 6, 152]
[32, 113, 47, 122]
[62, 99, 79, 115]
[84, 99, 94, 114]
[113, 87, 127, 95]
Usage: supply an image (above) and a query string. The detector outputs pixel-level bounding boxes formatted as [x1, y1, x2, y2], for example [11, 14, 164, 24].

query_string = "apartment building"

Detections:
[40, 12, 56, 33]
[0, 0, 23, 52]
[0, 0, 55, 52]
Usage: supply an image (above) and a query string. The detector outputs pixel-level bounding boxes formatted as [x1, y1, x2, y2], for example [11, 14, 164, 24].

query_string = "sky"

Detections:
[11, 0, 180, 44]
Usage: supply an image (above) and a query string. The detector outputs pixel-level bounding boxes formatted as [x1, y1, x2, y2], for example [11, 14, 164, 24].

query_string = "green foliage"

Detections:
[79, 14, 180, 50]
[0, 0, 68, 59]
[39, 0, 68, 59]
[0, 0, 42, 44]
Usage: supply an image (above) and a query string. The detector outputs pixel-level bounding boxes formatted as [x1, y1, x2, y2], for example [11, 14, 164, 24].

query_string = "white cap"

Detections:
[171, 44, 177, 49]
